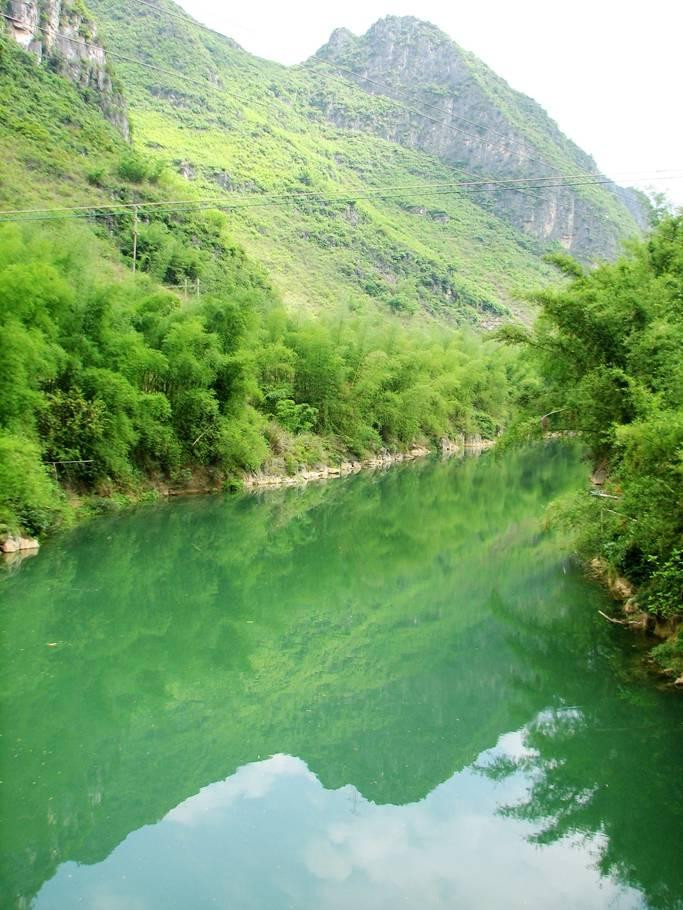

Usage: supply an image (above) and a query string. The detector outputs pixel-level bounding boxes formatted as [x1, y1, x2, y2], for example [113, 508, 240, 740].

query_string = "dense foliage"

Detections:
[500, 216, 683, 623]
[0, 218, 516, 537]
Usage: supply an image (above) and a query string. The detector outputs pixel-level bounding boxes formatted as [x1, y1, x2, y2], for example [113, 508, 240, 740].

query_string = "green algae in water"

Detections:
[1, 443, 682, 909]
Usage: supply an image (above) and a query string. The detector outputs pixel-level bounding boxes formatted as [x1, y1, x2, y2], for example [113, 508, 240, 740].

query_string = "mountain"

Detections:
[1, 2, 529, 539]
[315, 16, 648, 259]
[0, 0, 649, 324]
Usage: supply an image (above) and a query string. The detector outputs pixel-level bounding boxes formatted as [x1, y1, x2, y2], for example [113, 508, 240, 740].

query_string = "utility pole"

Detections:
[132, 204, 139, 273]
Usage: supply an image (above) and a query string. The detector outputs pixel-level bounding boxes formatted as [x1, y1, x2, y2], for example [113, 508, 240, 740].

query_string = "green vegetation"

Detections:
[2, 0, 564, 321]
[0, 1, 673, 647]
[0, 215, 518, 537]
[313, 15, 645, 259]
[499, 216, 683, 633]
[1, 14, 533, 542]
[0, 31, 127, 210]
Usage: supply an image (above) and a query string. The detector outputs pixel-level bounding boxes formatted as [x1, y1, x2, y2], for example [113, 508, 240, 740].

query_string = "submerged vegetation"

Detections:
[500, 215, 683, 639]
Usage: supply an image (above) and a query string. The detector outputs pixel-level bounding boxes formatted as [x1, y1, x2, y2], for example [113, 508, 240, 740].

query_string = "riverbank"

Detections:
[588, 557, 683, 688]
[242, 437, 494, 490]
[0, 436, 496, 563]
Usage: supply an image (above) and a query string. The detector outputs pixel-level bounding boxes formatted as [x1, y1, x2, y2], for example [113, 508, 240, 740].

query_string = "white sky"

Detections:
[180, 0, 683, 205]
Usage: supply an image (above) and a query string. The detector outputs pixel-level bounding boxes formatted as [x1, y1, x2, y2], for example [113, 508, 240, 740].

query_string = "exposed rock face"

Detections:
[314, 17, 647, 261]
[3, 0, 129, 137]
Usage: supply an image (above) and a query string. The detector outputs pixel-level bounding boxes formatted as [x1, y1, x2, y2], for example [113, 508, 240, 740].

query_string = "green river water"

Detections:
[1, 443, 682, 909]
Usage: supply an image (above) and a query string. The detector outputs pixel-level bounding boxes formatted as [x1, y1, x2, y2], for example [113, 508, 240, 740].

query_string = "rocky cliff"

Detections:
[3, 0, 128, 136]
[314, 17, 647, 261]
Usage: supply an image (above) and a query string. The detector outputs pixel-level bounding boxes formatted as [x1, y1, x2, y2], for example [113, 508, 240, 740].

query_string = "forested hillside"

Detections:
[0, 206, 521, 539]
[0, 2, 526, 540]
[0, 18, 522, 540]
[0, 0, 658, 550]
[86, 0, 645, 315]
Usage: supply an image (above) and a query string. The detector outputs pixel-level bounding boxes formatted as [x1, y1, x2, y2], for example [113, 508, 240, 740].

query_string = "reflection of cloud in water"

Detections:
[302, 799, 631, 909]
[167, 754, 315, 826]
[300, 734, 641, 909]
[36, 735, 645, 910]
[90, 895, 149, 910]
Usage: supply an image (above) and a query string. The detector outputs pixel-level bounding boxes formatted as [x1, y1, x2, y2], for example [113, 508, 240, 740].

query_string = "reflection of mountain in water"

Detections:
[32, 749, 646, 909]
[1, 444, 682, 908]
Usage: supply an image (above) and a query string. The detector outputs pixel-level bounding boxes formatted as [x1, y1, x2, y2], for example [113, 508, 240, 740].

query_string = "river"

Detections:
[1, 443, 682, 909]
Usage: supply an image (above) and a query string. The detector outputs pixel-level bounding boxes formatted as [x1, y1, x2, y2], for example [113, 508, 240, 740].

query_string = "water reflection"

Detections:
[1, 444, 682, 908]
[36, 746, 645, 910]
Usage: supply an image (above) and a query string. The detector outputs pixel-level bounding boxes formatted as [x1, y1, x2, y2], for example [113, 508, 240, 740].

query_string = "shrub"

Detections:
[0, 433, 65, 535]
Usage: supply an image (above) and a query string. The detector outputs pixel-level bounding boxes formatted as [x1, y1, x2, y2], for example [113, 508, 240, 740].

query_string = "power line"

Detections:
[2, 6, 671, 222]
[2, 174, 680, 224]
[112, 0, 524, 150]
[2, 9, 679, 225]
[2, 169, 680, 219]
[0, 11, 253, 109]
[110, 0, 656, 213]
[107, 0, 259, 42]
[112, 0, 615, 192]
[113, 0, 599, 186]
[15, 1, 631, 214]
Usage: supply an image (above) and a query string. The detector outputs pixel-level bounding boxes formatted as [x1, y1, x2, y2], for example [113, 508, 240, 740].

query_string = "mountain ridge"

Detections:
[1, 0, 648, 323]
[313, 14, 648, 258]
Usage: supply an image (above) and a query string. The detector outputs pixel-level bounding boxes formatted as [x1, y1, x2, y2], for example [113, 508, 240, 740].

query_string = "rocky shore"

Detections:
[243, 437, 494, 490]
[0, 536, 41, 574]
[1, 535, 40, 554]
[0, 437, 496, 572]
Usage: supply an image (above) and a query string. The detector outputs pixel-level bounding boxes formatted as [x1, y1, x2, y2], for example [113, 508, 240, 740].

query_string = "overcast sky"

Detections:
[180, 0, 682, 205]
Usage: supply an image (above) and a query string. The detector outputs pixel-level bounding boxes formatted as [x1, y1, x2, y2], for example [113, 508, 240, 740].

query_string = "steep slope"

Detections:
[3, 0, 128, 135]
[1, 1, 645, 323]
[75, 0, 573, 321]
[314, 16, 647, 259]
[0, 30, 130, 214]
[1, 15, 526, 540]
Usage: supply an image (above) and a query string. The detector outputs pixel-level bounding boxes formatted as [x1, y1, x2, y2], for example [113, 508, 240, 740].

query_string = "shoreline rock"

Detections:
[1, 535, 40, 554]
[243, 444, 454, 490]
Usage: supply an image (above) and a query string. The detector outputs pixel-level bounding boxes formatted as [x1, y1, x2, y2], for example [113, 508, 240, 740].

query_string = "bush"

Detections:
[116, 152, 163, 184]
[0, 433, 65, 535]
[500, 215, 683, 620]
[217, 408, 269, 472]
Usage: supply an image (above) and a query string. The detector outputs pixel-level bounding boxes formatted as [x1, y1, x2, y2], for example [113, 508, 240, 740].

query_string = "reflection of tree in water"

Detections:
[3, 443, 681, 909]
[477, 610, 683, 910]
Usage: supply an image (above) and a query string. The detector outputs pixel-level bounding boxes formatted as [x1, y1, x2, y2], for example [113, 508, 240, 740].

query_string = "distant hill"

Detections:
[1, 0, 648, 324]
